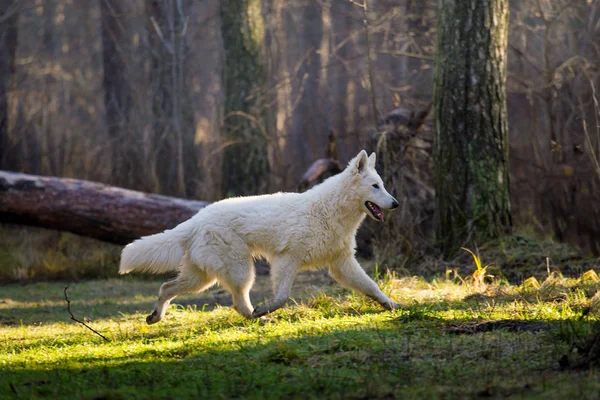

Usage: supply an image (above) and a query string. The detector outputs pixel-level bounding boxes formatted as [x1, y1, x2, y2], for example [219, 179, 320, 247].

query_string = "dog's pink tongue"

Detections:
[367, 202, 384, 222]
[373, 204, 384, 222]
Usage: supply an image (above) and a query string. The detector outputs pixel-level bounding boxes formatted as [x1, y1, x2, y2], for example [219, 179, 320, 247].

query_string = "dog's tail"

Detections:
[119, 222, 191, 275]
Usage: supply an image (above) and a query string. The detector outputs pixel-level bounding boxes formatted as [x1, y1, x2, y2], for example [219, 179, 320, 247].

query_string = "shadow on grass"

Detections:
[0, 300, 157, 325]
[0, 297, 240, 326]
[0, 293, 281, 326]
[4, 277, 600, 398]
[0, 280, 234, 325]
[0, 277, 280, 325]
[1, 318, 583, 400]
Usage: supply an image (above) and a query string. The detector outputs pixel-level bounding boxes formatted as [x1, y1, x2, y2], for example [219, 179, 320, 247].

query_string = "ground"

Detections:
[2, 266, 600, 399]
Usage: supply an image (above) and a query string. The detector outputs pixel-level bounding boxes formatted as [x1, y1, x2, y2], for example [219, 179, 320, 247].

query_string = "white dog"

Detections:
[119, 150, 400, 323]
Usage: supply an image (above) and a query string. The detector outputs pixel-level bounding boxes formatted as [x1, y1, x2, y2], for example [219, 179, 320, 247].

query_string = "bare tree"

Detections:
[146, 0, 194, 197]
[434, 0, 511, 256]
[0, 0, 19, 170]
[100, 0, 131, 186]
[220, 0, 269, 196]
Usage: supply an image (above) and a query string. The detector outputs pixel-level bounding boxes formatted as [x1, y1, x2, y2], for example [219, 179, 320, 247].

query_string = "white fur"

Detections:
[119, 150, 399, 323]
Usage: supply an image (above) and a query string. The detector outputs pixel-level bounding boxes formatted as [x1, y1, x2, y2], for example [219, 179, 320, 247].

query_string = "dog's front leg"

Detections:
[329, 256, 399, 310]
[252, 255, 299, 318]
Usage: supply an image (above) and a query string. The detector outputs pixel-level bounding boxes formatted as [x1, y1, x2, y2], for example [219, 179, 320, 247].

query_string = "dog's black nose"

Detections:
[391, 199, 399, 209]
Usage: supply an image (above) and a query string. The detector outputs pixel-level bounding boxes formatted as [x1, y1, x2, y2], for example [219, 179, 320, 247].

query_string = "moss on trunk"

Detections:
[433, 0, 511, 257]
[220, 0, 269, 197]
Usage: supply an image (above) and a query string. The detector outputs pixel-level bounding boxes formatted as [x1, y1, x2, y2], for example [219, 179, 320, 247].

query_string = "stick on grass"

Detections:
[64, 286, 110, 342]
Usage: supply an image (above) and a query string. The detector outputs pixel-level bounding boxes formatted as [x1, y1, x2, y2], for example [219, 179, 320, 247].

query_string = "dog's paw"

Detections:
[252, 305, 268, 319]
[146, 310, 160, 325]
[258, 315, 273, 324]
[383, 301, 401, 311]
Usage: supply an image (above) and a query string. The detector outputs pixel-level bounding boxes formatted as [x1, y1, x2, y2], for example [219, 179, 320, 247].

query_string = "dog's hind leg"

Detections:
[252, 255, 299, 318]
[230, 284, 254, 319]
[218, 261, 256, 319]
[147, 258, 216, 325]
[329, 256, 398, 310]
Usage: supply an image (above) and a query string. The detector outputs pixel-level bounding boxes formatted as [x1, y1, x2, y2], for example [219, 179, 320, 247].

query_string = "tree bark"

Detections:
[433, 0, 511, 257]
[220, 0, 269, 196]
[0, 0, 19, 170]
[100, 0, 131, 185]
[145, 0, 194, 197]
[0, 170, 209, 245]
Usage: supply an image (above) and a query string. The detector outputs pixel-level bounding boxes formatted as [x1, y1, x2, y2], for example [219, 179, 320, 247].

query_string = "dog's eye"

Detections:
[372, 184, 379, 189]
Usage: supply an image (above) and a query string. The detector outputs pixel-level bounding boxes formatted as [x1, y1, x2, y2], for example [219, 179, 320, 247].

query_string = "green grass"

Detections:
[2, 273, 600, 399]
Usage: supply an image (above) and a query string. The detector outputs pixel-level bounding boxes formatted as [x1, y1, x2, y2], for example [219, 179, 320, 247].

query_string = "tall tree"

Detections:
[100, 0, 131, 186]
[0, 0, 19, 170]
[433, 0, 511, 256]
[220, 0, 269, 196]
[146, 0, 193, 196]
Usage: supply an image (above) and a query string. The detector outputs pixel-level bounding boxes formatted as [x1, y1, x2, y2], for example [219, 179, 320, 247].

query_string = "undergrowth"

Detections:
[0, 224, 121, 282]
[375, 229, 593, 283]
[2, 223, 596, 286]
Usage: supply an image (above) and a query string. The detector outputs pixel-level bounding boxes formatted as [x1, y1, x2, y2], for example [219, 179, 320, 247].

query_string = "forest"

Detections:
[2, 0, 600, 398]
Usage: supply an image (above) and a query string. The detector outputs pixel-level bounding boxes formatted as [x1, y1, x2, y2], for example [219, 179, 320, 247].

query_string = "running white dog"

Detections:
[119, 150, 400, 323]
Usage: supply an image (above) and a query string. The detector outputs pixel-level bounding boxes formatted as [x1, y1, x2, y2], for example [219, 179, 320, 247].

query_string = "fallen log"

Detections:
[297, 130, 342, 192]
[297, 158, 342, 192]
[0, 171, 210, 245]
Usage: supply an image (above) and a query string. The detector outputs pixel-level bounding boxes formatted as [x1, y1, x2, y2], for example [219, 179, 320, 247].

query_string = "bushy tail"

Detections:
[119, 225, 189, 275]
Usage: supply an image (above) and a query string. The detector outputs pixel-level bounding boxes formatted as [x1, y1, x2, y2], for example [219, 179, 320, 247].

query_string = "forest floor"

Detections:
[3, 263, 600, 399]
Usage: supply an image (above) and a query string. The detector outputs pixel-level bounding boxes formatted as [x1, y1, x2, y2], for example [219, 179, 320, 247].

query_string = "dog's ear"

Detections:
[368, 152, 376, 168]
[351, 150, 369, 175]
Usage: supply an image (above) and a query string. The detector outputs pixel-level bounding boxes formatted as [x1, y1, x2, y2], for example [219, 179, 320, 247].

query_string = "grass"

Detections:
[2, 269, 600, 399]
[0, 224, 122, 282]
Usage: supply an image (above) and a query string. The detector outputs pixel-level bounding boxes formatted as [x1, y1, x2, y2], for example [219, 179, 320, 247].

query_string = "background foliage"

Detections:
[0, 0, 599, 272]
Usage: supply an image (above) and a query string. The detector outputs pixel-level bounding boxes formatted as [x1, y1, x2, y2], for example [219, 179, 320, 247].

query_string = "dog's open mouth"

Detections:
[365, 201, 384, 222]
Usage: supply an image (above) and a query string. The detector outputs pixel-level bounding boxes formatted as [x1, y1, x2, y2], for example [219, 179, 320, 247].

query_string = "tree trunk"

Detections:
[100, 0, 131, 185]
[220, 0, 269, 196]
[433, 0, 511, 257]
[0, 0, 19, 170]
[0, 170, 209, 245]
[146, 0, 193, 197]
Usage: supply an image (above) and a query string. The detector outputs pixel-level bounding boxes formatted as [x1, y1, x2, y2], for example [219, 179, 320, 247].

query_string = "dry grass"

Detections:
[1, 223, 597, 287]
[0, 224, 121, 282]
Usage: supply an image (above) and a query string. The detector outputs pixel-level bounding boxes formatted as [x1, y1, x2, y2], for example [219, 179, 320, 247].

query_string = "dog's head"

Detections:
[347, 150, 399, 222]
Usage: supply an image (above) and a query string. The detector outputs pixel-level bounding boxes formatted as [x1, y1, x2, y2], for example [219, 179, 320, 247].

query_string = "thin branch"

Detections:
[377, 49, 435, 61]
[583, 120, 600, 180]
[224, 111, 269, 139]
[358, 0, 379, 125]
[0, 0, 20, 24]
[210, 138, 248, 157]
[346, 0, 365, 9]
[507, 43, 543, 74]
[150, 16, 175, 54]
[64, 286, 110, 342]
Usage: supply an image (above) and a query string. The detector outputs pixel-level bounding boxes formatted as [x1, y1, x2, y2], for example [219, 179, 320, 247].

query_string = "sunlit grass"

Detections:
[2, 270, 600, 399]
